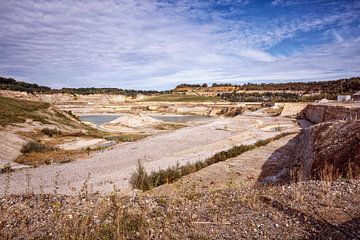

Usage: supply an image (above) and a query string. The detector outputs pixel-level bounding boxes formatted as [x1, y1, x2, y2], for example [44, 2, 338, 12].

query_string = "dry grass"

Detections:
[104, 134, 146, 142]
[153, 123, 187, 130]
[1, 180, 359, 239]
[0, 96, 50, 127]
[15, 149, 85, 166]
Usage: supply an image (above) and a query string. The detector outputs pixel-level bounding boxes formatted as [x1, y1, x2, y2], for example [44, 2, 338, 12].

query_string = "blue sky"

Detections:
[0, 0, 359, 90]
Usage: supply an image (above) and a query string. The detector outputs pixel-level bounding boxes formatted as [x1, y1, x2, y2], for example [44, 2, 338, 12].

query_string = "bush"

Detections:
[41, 128, 62, 137]
[130, 161, 151, 191]
[20, 141, 54, 154]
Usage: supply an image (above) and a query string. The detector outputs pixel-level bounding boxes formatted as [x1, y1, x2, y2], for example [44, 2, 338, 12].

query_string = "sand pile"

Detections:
[105, 114, 160, 128]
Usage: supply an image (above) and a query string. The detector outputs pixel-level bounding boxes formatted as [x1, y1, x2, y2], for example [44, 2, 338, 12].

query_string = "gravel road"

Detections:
[0, 114, 299, 195]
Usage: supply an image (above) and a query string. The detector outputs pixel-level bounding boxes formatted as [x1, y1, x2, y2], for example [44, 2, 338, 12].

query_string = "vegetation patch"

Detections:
[0, 96, 50, 127]
[0, 181, 359, 239]
[104, 134, 146, 142]
[0, 76, 162, 96]
[144, 94, 220, 102]
[16, 141, 84, 166]
[41, 128, 62, 137]
[153, 123, 186, 130]
[16, 148, 83, 166]
[131, 132, 295, 191]
[20, 141, 55, 154]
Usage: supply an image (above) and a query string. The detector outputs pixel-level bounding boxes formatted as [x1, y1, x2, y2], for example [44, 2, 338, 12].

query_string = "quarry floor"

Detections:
[0, 112, 299, 195]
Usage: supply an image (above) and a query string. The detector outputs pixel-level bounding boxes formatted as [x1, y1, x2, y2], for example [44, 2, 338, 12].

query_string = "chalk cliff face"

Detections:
[300, 104, 360, 123]
[292, 120, 360, 179]
[291, 104, 360, 180]
[0, 90, 130, 114]
[0, 90, 126, 105]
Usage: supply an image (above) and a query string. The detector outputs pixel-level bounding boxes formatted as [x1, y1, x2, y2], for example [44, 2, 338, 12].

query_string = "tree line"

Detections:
[0, 77, 162, 96]
[177, 77, 360, 94]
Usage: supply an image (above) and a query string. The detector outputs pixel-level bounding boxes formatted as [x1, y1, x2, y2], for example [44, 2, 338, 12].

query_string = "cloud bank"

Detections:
[0, 0, 359, 89]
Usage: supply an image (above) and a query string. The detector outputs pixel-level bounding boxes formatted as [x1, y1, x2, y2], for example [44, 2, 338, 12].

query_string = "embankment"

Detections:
[292, 120, 360, 179]
[299, 103, 360, 123]
[290, 103, 360, 180]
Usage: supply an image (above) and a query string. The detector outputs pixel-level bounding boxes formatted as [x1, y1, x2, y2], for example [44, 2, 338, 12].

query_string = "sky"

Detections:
[0, 0, 360, 90]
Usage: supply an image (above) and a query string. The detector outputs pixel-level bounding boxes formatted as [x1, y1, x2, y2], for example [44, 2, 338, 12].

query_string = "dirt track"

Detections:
[0, 113, 299, 195]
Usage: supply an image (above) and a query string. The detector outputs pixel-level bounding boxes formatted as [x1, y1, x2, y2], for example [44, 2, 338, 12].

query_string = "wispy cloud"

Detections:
[0, 0, 359, 89]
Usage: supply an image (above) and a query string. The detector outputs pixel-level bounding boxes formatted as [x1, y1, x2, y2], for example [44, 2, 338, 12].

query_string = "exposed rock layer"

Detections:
[300, 104, 360, 123]
[293, 120, 360, 179]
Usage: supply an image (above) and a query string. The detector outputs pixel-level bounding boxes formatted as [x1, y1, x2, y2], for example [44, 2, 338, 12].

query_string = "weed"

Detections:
[130, 161, 151, 191]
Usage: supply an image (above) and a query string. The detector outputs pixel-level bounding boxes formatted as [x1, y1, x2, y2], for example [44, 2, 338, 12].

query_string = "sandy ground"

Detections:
[56, 138, 112, 150]
[0, 113, 299, 195]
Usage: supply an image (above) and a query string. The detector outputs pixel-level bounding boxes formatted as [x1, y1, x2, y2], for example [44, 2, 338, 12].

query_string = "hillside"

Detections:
[0, 96, 105, 167]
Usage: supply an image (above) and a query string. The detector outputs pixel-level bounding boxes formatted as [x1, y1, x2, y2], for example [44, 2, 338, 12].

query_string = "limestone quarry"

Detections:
[0, 87, 360, 239]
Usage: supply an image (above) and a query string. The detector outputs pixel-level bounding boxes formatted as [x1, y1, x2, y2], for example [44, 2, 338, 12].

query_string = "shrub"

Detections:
[20, 141, 54, 154]
[130, 161, 151, 191]
[41, 128, 62, 137]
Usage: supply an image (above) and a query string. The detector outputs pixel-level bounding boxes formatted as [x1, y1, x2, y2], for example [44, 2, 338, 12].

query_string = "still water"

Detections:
[79, 115, 120, 126]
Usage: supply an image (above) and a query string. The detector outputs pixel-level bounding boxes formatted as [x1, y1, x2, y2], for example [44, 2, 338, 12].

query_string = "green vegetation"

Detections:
[104, 134, 146, 142]
[144, 94, 220, 102]
[236, 77, 360, 93]
[0, 96, 50, 127]
[0, 77, 162, 96]
[175, 77, 360, 102]
[220, 91, 339, 102]
[130, 132, 295, 191]
[177, 77, 360, 93]
[0, 77, 51, 93]
[221, 92, 302, 102]
[20, 141, 55, 154]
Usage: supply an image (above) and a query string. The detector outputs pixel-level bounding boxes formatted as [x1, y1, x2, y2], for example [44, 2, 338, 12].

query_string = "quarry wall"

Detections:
[300, 104, 360, 123]
[291, 103, 360, 180]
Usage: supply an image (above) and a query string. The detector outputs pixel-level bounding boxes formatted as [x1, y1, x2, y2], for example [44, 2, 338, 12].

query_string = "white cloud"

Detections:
[0, 0, 359, 89]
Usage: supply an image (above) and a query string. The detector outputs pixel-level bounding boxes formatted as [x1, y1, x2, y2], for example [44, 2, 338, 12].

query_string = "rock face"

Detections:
[0, 89, 127, 109]
[280, 103, 309, 118]
[292, 120, 360, 179]
[300, 104, 360, 123]
[292, 104, 360, 180]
